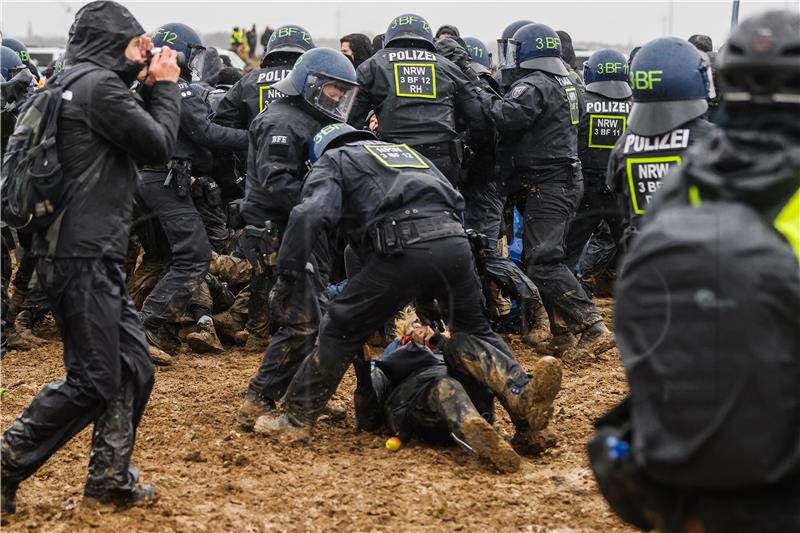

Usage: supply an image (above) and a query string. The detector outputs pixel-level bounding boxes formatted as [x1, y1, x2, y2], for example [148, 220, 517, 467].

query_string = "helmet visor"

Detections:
[497, 38, 517, 69]
[187, 44, 207, 80]
[303, 73, 360, 122]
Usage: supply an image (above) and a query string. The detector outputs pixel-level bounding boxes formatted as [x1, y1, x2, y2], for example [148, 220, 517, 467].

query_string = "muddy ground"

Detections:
[1, 297, 634, 532]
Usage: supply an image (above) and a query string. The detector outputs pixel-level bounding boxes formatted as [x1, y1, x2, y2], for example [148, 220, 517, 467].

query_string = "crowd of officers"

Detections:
[1, 1, 798, 531]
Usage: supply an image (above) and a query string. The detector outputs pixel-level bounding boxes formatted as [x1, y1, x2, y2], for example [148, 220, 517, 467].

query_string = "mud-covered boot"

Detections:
[148, 345, 174, 366]
[532, 332, 577, 357]
[567, 321, 615, 360]
[445, 334, 562, 432]
[1, 480, 18, 514]
[511, 427, 558, 456]
[520, 298, 551, 348]
[144, 324, 180, 355]
[186, 318, 224, 355]
[84, 483, 157, 507]
[253, 412, 311, 443]
[460, 415, 521, 473]
[236, 390, 276, 430]
[233, 330, 250, 346]
[212, 311, 243, 340]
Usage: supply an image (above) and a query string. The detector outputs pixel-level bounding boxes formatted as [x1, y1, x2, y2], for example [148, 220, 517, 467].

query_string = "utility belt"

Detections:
[368, 214, 465, 257]
[412, 139, 464, 163]
[517, 160, 582, 188]
[140, 159, 192, 198]
[242, 221, 281, 276]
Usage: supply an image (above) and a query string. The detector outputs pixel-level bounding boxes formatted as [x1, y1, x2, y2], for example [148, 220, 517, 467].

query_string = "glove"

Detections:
[268, 273, 295, 323]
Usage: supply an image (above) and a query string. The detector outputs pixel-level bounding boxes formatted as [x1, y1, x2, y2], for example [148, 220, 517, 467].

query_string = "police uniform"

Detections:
[241, 96, 326, 396]
[565, 76, 632, 271]
[606, 116, 715, 231]
[273, 137, 538, 429]
[483, 67, 605, 337]
[349, 47, 489, 185]
[213, 61, 294, 129]
[136, 77, 247, 343]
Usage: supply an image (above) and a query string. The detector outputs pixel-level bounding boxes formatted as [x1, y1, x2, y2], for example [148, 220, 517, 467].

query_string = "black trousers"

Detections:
[2, 259, 154, 492]
[247, 249, 327, 402]
[282, 236, 524, 423]
[563, 178, 624, 273]
[136, 172, 211, 329]
[510, 178, 602, 335]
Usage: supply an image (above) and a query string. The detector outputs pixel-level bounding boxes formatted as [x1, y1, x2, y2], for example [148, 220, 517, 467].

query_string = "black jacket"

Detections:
[579, 90, 631, 182]
[34, 1, 181, 261]
[241, 96, 323, 228]
[277, 140, 464, 276]
[212, 60, 294, 130]
[349, 46, 489, 147]
[481, 69, 583, 180]
[606, 117, 715, 226]
[172, 78, 248, 176]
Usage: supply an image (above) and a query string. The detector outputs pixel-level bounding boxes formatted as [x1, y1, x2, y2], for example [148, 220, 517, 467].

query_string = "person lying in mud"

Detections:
[354, 308, 553, 473]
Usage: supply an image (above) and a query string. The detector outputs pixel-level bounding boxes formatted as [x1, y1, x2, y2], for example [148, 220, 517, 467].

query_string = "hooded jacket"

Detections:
[34, 0, 181, 261]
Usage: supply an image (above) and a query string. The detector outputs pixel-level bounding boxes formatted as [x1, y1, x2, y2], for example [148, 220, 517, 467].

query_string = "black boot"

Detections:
[1, 481, 18, 514]
[84, 483, 156, 507]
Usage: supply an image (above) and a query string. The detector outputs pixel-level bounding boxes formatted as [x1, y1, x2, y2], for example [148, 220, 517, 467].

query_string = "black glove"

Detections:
[268, 273, 295, 323]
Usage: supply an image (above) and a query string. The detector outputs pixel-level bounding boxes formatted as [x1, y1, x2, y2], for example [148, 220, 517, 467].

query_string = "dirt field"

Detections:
[1, 297, 634, 532]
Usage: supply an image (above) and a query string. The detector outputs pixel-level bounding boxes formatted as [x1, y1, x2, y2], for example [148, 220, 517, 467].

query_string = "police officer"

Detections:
[213, 24, 315, 130]
[136, 22, 248, 354]
[348, 13, 489, 186]
[1, 0, 181, 513]
[1, 38, 39, 82]
[591, 12, 800, 532]
[438, 36, 549, 343]
[479, 23, 614, 358]
[606, 37, 716, 234]
[235, 48, 361, 426]
[564, 49, 632, 281]
[252, 124, 563, 456]
[495, 20, 533, 91]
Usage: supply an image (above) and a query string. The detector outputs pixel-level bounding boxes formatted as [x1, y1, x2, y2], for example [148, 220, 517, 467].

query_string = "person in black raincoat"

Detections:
[1, 0, 182, 514]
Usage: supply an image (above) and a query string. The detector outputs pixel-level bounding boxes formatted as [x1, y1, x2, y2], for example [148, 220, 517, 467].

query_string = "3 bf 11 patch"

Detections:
[588, 114, 627, 149]
[564, 86, 580, 125]
[393, 63, 436, 98]
[365, 144, 430, 168]
[625, 155, 682, 215]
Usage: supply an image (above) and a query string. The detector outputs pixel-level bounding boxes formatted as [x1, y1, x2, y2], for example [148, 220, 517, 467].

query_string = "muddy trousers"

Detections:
[1, 259, 154, 493]
[248, 259, 326, 402]
[510, 177, 603, 335]
[136, 172, 212, 329]
[282, 236, 528, 424]
[563, 177, 624, 273]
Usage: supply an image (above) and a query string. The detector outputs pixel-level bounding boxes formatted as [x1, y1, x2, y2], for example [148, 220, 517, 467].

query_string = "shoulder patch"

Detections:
[511, 85, 527, 99]
[270, 135, 289, 145]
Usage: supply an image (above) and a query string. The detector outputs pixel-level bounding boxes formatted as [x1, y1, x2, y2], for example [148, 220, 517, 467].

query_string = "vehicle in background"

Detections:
[27, 46, 64, 73]
[216, 49, 246, 70]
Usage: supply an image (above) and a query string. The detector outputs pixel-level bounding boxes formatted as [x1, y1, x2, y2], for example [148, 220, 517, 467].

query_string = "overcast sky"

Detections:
[2, 0, 797, 51]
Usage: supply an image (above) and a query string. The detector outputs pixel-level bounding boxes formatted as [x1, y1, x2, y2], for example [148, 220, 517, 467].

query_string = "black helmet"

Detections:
[720, 10, 800, 106]
[151, 22, 205, 79]
[384, 14, 435, 52]
[497, 20, 533, 69]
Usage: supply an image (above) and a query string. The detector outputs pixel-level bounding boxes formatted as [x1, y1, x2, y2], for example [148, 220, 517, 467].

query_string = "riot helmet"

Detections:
[627, 37, 714, 136]
[384, 14, 435, 52]
[507, 23, 569, 76]
[309, 122, 376, 164]
[583, 48, 632, 99]
[273, 48, 360, 122]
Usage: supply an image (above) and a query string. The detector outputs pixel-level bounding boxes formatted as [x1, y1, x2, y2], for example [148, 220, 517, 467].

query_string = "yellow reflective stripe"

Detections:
[688, 185, 702, 207]
[774, 187, 800, 262]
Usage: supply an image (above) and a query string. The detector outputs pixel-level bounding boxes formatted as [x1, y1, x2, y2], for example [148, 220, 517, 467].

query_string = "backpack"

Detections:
[1, 63, 98, 232]
[615, 201, 800, 489]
